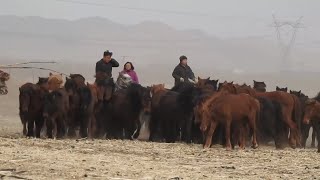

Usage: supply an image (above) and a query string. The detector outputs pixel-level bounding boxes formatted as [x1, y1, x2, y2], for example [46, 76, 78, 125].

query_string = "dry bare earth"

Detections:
[0, 81, 320, 180]
[0, 133, 319, 180]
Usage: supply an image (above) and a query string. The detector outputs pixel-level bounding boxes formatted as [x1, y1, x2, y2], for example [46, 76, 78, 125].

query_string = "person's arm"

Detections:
[172, 66, 181, 79]
[133, 71, 139, 83]
[188, 66, 195, 80]
[95, 61, 102, 73]
[110, 58, 119, 67]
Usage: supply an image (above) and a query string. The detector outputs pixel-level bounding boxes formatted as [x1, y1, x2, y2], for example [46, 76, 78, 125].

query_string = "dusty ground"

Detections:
[0, 115, 320, 180]
[0, 81, 320, 180]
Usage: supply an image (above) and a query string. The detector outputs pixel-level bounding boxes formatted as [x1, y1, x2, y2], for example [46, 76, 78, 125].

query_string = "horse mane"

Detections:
[70, 74, 85, 81]
[151, 84, 166, 95]
[171, 82, 194, 92]
[127, 83, 145, 113]
[314, 92, 320, 101]
[78, 86, 93, 109]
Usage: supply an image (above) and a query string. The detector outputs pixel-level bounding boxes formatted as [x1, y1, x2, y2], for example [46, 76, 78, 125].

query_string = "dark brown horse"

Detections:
[108, 83, 151, 139]
[149, 82, 200, 143]
[291, 90, 318, 148]
[93, 77, 115, 137]
[64, 74, 86, 137]
[197, 91, 260, 150]
[253, 80, 266, 92]
[77, 83, 99, 139]
[302, 99, 320, 152]
[19, 78, 48, 137]
[43, 88, 69, 139]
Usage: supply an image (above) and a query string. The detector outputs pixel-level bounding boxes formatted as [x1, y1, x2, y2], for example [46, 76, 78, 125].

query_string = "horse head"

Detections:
[276, 86, 288, 92]
[253, 80, 266, 92]
[303, 99, 319, 124]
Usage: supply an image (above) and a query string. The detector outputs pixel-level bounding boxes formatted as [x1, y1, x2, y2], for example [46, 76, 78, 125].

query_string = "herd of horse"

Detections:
[18, 72, 320, 153]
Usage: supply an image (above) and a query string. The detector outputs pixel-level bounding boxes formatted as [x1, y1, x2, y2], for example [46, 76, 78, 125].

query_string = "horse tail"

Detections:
[291, 94, 302, 145]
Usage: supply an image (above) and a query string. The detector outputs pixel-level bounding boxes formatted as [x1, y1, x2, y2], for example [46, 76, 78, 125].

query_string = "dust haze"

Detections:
[1, 1, 320, 179]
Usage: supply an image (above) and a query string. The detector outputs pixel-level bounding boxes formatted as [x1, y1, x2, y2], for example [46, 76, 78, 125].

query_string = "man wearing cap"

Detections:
[95, 50, 119, 77]
[172, 55, 196, 86]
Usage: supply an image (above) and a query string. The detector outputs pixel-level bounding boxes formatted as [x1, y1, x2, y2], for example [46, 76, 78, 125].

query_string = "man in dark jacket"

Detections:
[95, 50, 119, 77]
[172, 55, 196, 86]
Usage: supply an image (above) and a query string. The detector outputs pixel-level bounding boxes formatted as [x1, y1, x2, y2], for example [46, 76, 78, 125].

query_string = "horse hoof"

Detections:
[311, 144, 315, 148]
[252, 144, 259, 149]
[226, 147, 232, 151]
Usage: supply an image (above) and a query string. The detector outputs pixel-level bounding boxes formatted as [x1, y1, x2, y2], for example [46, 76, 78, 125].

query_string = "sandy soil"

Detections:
[0, 115, 319, 180]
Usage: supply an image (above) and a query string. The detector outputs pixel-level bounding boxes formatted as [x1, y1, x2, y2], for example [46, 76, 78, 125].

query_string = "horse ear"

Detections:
[276, 86, 279, 89]
[299, 90, 301, 93]
[285, 87, 288, 91]
[253, 80, 257, 83]
[198, 76, 201, 81]
[49, 72, 53, 76]
[290, 90, 292, 93]
[230, 81, 233, 84]
[87, 82, 89, 86]
[207, 77, 210, 80]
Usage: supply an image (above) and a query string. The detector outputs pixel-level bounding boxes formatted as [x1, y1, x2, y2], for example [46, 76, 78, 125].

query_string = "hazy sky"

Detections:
[1, 0, 320, 45]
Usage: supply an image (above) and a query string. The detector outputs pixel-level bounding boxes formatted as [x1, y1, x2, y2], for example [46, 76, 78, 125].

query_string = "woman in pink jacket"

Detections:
[121, 62, 139, 84]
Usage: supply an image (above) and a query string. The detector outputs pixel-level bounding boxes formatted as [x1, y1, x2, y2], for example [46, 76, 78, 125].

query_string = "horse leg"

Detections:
[90, 115, 97, 140]
[311, 121, 316, 148]
[67, 113, 76, 138]
[183, 115, 193, 144]
[35, 116, 44, 138]
[248, 113, 258, 149]
[283, 114, 297, 148]
[313, 121, 320, 153]
[225, 117, 232, 151]
[203, 121, 218, 148]
[53, 118, 58, 139]
[23, 120, 27, 136]
[238, 124, 246, 150]
[79, 115, 88, 138]
[27, 118, 35, 137]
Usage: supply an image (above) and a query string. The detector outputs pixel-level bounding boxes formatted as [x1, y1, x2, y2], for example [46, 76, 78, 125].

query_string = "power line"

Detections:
[51, 0, 209, 16]
[272, 14, 304, 71]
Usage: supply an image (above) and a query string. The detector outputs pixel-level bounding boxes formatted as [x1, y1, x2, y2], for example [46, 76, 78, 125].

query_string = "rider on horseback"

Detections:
[172, 55, 196, 86]
[95, 50, 119, 78]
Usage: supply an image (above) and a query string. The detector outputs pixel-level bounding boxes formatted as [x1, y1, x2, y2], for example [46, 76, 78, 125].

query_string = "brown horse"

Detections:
[48, 73, 64, 91]
[150, 84, 167, 109]
[221, 82, 301, 148]
[196, 77, 219, 92]
[19, 78, 48, 137]
[149, 84, 169, 141]
[303, 99, 320, 152]
[197, 91, 260, 150]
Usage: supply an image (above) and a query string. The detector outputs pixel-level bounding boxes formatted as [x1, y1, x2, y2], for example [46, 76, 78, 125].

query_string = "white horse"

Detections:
[115, 72, 133, 91]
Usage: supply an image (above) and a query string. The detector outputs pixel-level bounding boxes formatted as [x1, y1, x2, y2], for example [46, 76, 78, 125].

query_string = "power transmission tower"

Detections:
[272, 15, 304, 71]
